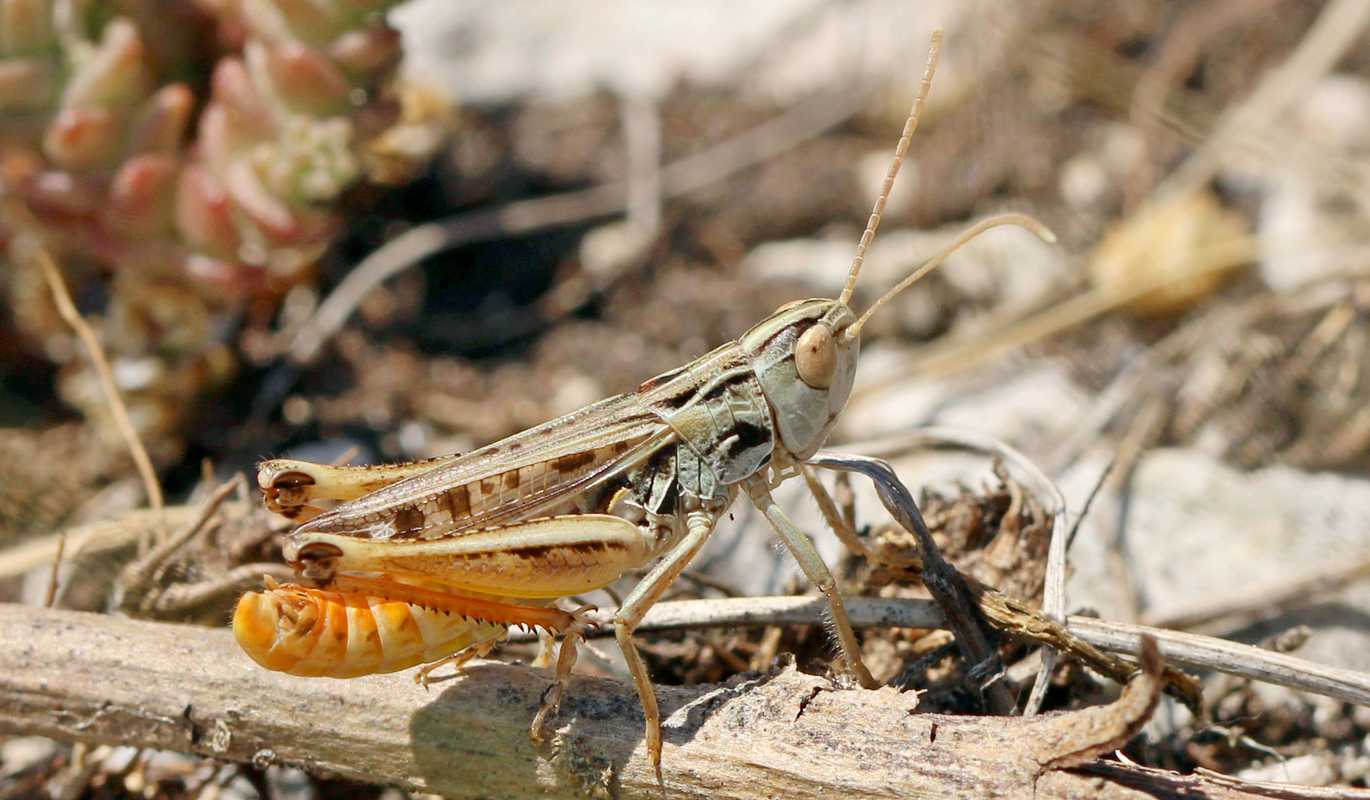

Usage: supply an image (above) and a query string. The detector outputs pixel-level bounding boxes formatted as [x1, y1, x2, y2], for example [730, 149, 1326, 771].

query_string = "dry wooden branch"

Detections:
[0, 603, 1361, 799]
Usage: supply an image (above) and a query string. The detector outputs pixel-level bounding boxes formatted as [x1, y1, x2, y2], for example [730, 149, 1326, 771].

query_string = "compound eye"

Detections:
[795, 324, 836, 389]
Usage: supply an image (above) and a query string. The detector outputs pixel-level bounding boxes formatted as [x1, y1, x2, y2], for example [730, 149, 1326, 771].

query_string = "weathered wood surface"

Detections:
[0, 603, 1356, 799]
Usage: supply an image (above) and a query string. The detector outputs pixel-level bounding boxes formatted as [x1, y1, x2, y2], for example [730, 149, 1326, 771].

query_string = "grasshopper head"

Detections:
[742, 208, 1054, 462]
[741, 298, 860, 460]
[741, 202, 1055, 461]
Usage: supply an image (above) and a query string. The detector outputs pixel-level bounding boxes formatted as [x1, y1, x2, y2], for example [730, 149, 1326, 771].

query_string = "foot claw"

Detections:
[649, 730, 664, 789]
[530, 683, 559, 744]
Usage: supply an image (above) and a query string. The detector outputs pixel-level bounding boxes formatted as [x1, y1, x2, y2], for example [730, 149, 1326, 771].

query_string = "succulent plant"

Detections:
[0, 0, 446, 461]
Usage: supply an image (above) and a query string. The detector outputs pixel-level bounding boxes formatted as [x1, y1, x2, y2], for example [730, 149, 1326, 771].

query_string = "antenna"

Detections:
[838, 28, 942, 307]
[847, 213, 1057, 339]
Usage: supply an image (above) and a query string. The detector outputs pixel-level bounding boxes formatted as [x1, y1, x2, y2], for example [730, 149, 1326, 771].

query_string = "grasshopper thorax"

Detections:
[741, 298, 858, 461]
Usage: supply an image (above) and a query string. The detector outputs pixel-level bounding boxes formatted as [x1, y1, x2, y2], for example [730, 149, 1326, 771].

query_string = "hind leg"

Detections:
[530, 604, 596, 742]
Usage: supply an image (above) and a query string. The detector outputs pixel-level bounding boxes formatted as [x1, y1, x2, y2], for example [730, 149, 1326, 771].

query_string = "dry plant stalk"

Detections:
[30, 244, 165, 545]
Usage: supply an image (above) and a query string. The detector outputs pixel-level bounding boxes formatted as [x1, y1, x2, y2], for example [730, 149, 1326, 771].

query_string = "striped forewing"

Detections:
[296, 392, 675, 541]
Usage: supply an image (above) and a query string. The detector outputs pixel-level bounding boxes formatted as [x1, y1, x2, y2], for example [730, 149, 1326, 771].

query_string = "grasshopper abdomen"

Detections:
[234, 580, 507, 678]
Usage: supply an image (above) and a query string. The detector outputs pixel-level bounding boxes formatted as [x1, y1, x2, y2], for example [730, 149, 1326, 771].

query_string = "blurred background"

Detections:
[3, 0, 1370, 795]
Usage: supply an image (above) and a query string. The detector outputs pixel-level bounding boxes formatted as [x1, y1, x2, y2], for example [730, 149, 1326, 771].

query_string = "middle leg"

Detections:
[801, 464, 921, 570]
[744, 476, 878, 689]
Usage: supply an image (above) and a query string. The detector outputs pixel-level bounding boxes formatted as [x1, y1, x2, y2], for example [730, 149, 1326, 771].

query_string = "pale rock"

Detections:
[739, 237, 853, 297]
[549, 372, 604, 418]
[842, 352, 1086, 448]
[1292, 75, 1370, 154]
[579, 221, 656, 281]
[265, 765, 315, 800]
[858, 149, 919, 220]
[1059, 153, 1111, 213]
[393, 1, 977, 106]
[1065, 447, 1370, 675]
[1237, 752, 1337, 786]
[0, 737, 58, 777]
[1312, 693, 1356, 741]
[1256, 75, 1370, 291]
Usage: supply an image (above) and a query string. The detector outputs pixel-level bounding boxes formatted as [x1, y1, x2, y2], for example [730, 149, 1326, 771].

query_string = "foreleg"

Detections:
[612, 509, 717, 785]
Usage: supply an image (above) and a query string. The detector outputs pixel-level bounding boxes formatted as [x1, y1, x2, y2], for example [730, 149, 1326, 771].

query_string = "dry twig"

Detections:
[43, 532, 66, 609]
[0, 506, 207, 582]
[1156, 0, 1370, 200]
[30, 245, 165, 545]
[115, 475, 244, 617]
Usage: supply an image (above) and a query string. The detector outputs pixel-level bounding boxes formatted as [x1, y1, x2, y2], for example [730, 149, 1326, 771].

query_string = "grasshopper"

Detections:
[234, 31, 1053, 779]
